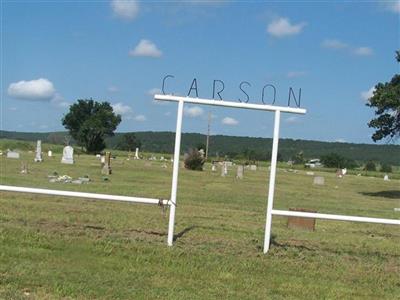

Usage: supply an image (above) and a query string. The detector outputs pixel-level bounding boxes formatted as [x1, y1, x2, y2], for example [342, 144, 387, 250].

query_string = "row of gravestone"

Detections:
[6, 140, 74, 164]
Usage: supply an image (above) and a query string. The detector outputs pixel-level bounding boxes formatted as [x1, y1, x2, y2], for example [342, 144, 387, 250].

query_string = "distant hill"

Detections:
[1, 130, 399, 165]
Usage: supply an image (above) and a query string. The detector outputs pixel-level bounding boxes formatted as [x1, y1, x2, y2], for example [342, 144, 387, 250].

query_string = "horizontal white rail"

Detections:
[0, 185, 170, 206]
[272, 209, 400, 225]
[154, 94, 307, 114]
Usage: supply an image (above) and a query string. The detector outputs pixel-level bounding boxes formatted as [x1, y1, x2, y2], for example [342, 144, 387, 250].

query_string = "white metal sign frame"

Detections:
[154, 94, 399, 254]
[1, 94, 399, 254]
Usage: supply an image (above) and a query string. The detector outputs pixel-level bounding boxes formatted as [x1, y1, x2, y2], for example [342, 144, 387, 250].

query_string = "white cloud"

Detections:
[384, 1, 400, 13]
[361, 86, 376, 101]
[112, 102, 133, 115]
[111, 0, 139, 20]
[221, 117, 238, 126]
[322, 39, 373, 57]
[108, 86, 119, 93]
[353, 47, 373, 56]
[51, 93, 70, 108]
[129, 39, 162, 57]
[8, 78, 56, 100]
[267, 17, 306, 37]
[148, 88, 162, 96]
[287, 71, 306, 78]
[284, 116, 299, 124]
[134, 114, 146, 122]
[184, 106, 204, 117]
[321, 39, 348, 49]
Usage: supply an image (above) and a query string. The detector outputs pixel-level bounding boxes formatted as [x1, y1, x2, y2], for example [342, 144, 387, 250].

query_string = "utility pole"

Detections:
[205, 111, 211, 160]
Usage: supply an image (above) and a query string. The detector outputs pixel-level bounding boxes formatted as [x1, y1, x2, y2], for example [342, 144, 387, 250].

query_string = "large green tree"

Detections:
[62, 99, 121, 153]
[367, 51, 400, 142]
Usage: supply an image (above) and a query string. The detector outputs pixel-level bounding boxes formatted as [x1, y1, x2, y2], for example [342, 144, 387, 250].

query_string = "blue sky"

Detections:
[2, 0, 399, 144]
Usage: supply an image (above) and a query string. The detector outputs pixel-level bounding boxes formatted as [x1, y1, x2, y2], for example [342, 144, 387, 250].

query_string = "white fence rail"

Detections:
[0, 185, 170, 206]
[272, 209, 400, 225]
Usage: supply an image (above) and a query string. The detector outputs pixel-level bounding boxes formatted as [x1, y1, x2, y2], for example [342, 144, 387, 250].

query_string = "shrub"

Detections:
[380, 163, 392, 173]
[364, 161, 376, 171]
[184, 148, 205, 171]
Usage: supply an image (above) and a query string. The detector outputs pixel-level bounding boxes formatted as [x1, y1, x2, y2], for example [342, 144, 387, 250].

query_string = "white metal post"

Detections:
[263, 110, 281, 253]
[167, 99, 184, 246]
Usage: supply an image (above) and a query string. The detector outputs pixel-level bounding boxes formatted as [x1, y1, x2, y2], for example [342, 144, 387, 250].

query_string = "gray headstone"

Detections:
[7, 151, 20, 159]
[250, 165, 257, 171]
[34, 140, 43, 162]
[211, 164, 217, 172]
[313, 176, 325, 185]
[236, 165, 244, 179]
[61, 146, 74, 164]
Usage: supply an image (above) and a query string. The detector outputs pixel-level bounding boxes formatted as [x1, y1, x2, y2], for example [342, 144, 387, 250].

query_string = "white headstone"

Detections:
[221, 162, 228, 177]
[48, 150, 53, 157]
[306, 171, 315, 176]
[7, 151, 20, 159]
[61, 146, 74, 164]
[384, 174, 389, 181]
[236, 165, 244, 179]
[34, 140, 43, 162]
[224, 161, 233, 167]
[211, 164, 217, 172]
[313, 176, 325, 185]
[250, 165, 257, 171]
[135, 148, 139, 159]
[342, 168, 347, 176]
[101, 152, 112, 175]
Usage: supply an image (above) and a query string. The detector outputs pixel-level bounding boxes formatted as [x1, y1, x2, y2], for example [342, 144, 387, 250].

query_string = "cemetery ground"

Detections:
[0, 148, 399, 299]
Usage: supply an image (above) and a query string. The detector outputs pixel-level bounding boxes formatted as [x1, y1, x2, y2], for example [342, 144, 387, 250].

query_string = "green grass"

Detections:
[0, 151, 399, 299]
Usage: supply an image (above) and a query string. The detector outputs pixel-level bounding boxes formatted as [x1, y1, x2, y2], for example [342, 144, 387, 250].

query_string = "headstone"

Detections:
[342, 168, 347, 175]
[100, 155, 106, 166]
[61, 146, 74, 164]
[306, 171, 314, 176]
[134, 148, 139, 160]
[101, 152, 112, 175]
[7, 151, 20, 159]
[384, 174, 390, 181]
[236, 165, 244, 179]
[287, 208, 316, 231]
[250, 165, 257, 171]
[211, 164, 217, 172]
[20, 162, 28, 174]
[34, 140, 43, 162]
[313, 176, 325, 185]
[96, 154, 101, 158]
[161, 163, 167, 168]
[224, 161, 233, 167]
[221, 162, 228, 177]
[48, 150, 53, 157]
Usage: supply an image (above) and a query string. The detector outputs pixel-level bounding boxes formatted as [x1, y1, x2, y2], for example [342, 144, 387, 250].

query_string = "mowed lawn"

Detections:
[0, 152, 399, 299]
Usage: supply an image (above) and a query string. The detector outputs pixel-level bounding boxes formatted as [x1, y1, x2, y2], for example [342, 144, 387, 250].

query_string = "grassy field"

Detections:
[0, 150, 399, 299]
